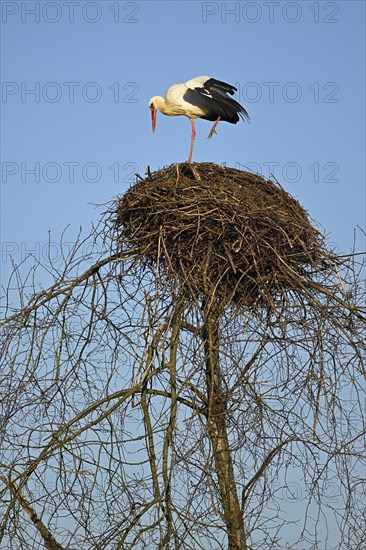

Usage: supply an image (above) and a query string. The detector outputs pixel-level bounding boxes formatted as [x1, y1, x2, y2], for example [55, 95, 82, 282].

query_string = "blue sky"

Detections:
[1, 1, 365, 282]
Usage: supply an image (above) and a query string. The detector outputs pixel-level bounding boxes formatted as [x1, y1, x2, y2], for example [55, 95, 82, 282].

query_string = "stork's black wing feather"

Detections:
[202, 78, 238, 96]
[184, 78, 249, 124]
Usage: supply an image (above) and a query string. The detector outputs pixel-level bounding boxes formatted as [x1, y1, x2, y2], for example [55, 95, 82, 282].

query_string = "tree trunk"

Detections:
[202, 301, 247, 550]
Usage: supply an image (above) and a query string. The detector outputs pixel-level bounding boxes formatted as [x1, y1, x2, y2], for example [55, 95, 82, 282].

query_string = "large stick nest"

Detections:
[113, 162, 328, 309]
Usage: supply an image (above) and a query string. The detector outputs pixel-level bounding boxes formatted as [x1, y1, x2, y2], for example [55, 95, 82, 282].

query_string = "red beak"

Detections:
[151, 108, 157, 133]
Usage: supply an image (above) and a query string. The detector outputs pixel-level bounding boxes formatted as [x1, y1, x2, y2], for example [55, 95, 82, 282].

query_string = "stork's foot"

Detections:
[207, 116, 221, 139]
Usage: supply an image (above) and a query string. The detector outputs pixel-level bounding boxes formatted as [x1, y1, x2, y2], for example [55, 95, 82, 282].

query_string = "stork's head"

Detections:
[148, 96, 165, 133]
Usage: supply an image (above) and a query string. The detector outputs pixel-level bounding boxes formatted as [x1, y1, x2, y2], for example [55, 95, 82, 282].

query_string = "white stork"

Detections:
[148, 76, 249, 163]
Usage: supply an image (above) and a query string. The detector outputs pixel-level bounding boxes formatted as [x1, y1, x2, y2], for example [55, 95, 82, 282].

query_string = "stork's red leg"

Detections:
[207, 116, 221, 139]
[188, 118, 196, 163]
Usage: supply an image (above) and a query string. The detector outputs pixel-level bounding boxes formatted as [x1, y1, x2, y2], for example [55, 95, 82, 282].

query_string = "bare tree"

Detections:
[1, 163, 365, 549]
